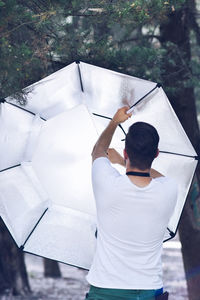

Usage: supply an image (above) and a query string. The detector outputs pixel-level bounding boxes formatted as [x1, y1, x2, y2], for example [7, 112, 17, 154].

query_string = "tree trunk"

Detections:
[160, 3, 200, 300]
[43, 258, 61, 278]
[0, 218, 30, 296]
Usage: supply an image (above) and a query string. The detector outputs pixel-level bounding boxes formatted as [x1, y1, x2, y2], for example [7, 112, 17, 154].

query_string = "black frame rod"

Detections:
[92, 114, 198, 159]
[92, 113, 126, 136]
[0, 164, 21, 173]
[167, 227, 175, 238]
[0, 98, 46, 121]
[76, 61, 84, 92]
[92, 84, 161, 139]
[93, 112, 111, 121]
[129, 83, 161, 109]
[21, 207, 49, 250]
[160, 150, 198, 160]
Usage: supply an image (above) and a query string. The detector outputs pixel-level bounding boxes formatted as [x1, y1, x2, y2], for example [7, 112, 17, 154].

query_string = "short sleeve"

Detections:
[92, 157, 120, 185]
[92, 157, 120, 210]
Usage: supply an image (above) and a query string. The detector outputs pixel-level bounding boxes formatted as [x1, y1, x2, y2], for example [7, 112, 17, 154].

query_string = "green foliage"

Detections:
[0, 0, 57, 98]
[0, 0, 199, 112]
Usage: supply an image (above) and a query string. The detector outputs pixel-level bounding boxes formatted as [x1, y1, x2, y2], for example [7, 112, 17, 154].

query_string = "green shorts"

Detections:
[85, 285, 163, 300]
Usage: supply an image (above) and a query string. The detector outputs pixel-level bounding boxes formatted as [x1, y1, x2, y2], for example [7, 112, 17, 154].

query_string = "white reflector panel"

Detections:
[1, 61, 197, 268]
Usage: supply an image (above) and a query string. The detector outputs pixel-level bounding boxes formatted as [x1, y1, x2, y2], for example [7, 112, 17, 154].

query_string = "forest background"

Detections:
[0, 1, 200, 300]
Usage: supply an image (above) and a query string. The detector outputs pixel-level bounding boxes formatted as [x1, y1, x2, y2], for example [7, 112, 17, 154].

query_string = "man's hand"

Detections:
[92, 106, 132, 162]
[107, 148, 126, 167]
[112, 106, 132, 124]
[150, 168, 164, 178]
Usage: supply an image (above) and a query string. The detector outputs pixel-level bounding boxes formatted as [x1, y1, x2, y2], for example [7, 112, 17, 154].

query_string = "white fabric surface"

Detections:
[87, 157, 178, 289]
[1, 61, 197, 269]
[6, 63, 82, 119]
[0, 164, 49, 246]
[0, 103, 42, 170]
[4, 62, 197, 240]
[22, 104, 98, 269]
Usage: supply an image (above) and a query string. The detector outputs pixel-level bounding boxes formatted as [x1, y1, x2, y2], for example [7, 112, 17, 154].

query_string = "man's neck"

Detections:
[125, 164, 152, 187]
[125, 160, 151, 174]
[126, 167, 150, 174]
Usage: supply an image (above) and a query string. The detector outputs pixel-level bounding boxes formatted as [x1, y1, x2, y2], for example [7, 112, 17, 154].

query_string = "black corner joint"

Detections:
[195, 156, 199, 161]
[20, 245, 24, 251]
[167, 228, 175, 238]
[156, 83, 162, 88]
[75, 60, 80, 64]
[170, 231, 175, 238]
[0, 98, 6, 103]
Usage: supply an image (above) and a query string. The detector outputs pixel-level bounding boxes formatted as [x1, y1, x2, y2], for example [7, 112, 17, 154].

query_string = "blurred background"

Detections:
[0, 1, 200, 299]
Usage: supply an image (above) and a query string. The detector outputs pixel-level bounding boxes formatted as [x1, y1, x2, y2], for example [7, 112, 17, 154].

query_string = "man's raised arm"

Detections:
[92, 107, 132, 162]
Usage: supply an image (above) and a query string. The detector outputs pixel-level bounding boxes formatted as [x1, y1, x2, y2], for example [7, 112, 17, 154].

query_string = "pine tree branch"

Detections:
[188, 0, 200, 45]
[118, 35, 161, 44]
[0, 20, 39, 38]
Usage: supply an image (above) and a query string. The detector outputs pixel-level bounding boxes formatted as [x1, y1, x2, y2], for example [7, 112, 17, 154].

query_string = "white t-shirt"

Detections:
[86, 157, 178, 289]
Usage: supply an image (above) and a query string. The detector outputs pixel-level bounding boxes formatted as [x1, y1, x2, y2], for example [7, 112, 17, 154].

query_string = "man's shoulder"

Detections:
[154, 176, 178, 192]
[155, 176, 176, 183]
[92, 156, 121, 183]
[92, 156, 111, 172]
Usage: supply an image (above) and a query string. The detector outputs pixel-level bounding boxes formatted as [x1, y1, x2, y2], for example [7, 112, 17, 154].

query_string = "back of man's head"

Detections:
[125, 122, 159, 170]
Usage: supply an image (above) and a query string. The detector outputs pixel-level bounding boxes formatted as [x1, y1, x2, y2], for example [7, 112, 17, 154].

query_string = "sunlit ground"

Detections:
[162, 238, 188, 300]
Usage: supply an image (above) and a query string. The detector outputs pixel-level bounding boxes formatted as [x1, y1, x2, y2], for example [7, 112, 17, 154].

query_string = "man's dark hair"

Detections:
[125, 122, 159, 170]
